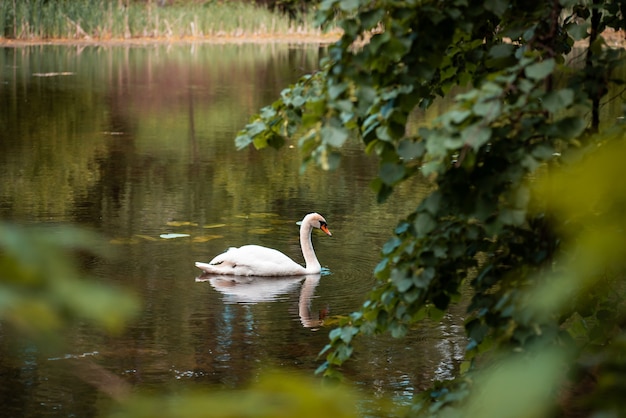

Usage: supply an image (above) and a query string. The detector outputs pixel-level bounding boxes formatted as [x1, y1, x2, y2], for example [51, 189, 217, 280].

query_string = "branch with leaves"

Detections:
[237, 0, 626, 415]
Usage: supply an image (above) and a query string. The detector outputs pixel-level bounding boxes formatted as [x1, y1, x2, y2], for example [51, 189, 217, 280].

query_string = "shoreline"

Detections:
[1, 29, 622, 48]
[0, 32, 342, 48]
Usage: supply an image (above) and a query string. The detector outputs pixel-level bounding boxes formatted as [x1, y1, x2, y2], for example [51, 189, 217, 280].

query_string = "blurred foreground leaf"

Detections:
[0, 223, 139, 342]
[107, 370, 369, 418]
[462, 348, 566, 418]
[531, 138, 626, 316]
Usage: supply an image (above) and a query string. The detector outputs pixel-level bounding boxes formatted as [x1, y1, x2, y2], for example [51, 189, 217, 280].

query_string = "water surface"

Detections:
[0, 43, 466, 416]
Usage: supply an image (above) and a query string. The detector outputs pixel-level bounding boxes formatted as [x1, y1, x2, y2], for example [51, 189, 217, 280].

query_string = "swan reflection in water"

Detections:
[195, 273, 327, 328]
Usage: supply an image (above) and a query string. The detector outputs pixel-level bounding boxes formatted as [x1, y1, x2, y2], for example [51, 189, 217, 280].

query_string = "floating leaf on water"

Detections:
[48, 351, 100, 361]
[109, 237, 140, 245]
[166, 221, 198, 227]
[159, 233, 190, 239]
[192, 235, 224, 243]
[249, 228, 273, 235]
[203, 223, 227, 229]
[134, 234, 158, 241]
[234, 213, 279, 219]
[32, 72, 75, 77]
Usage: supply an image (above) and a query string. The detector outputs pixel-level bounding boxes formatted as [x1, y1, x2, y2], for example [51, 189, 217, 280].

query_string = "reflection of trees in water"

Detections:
[0, 44, 322, 229]
[0, 86, 107, 221]
[103, 44, 322, 116]
[94, 44, 323, 230]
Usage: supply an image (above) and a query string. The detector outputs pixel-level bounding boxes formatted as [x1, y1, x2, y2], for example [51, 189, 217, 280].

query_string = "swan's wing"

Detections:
[196, 245, 305, 276]
[207, 246, 240, 266]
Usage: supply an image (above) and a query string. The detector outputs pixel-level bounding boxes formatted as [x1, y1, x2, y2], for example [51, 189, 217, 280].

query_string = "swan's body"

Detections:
[194, 213, 331, 276]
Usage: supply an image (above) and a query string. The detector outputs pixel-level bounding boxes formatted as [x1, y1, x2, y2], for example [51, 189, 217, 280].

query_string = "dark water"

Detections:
[0, 43, 466, 417]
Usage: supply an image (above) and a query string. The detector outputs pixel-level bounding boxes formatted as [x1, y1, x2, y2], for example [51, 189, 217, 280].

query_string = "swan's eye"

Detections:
[319, 221, 327, 228]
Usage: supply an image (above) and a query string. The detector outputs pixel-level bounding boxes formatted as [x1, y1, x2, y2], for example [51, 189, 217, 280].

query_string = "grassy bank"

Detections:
[0, 0, 329, 42]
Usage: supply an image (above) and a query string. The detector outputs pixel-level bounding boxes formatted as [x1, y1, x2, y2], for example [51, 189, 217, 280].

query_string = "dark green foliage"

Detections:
[237, 0, 626, 415]
[253, 0, 317, 20]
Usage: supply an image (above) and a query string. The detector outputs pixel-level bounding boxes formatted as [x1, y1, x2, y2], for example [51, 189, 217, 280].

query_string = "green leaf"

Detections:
[444, 134, 464, 150]
[360, 8, 385, 29]
[484, 0, 508, 16]
[488, 43, 515, 59]
[340, 17, 360, 37]
[566, 22, 589, 41]
[328, 82, 348, 100]
[339, 0, 359, 12]
[305, 98, 326, 120]
[531, 144, 555, 160]
[433, 243, 447, 258]
[329, 327, 342, 342]
[382, 237, 401, 255]
[421, 191, 442, 215]
[462, 125, 492, 150]
[414, 213, 436, 237]
[498, 208, 526, 226]
[235, 133, 253, 150]
[321, 126, 349, 147]
[466, 319, 489, 345]
[383, 37, 411, 61]
[524, 59, 555, 80]
[375, 125, 394, 142]
[414, 267, 435, 288]
[379, 162, 406, 185]
[550, 116, 587, 139]
[260, 106, 276, 119]
[340, 325, 358, 343]
[395, 222, 410, 234]
[390, 322, 407, 338]
[374, 258, 389, 277]
[542, 89, 574, 113]
[397, 139, 425, 160]
[391, 269, 413, 292]
[245, 120, 267, 136]
[264, 131, 285, 149]
[318, 0, 337, 12]
[356, 86, 377, 106]
[368, 31, 391, 54]
[421, 160, 443, 176]
[447, 109, 472, 125]
[291, 95, 306, 108]
[473, 99, 502, 121]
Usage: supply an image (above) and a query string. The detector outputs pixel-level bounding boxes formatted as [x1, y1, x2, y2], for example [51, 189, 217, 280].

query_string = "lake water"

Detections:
[0, 43, 466, 417]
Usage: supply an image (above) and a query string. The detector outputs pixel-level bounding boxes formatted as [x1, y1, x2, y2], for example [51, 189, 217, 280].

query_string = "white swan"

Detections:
[194, 213, 331, 276]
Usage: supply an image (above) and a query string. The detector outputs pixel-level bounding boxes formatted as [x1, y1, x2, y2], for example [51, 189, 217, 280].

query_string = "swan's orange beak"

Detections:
[320, 224, 332, 236]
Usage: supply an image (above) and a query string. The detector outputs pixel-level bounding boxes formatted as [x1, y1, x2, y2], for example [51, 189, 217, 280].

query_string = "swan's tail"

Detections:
[195, 261, 219, 274]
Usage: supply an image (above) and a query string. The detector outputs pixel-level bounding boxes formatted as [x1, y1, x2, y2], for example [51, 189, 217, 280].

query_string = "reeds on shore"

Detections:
[0, 0, 324, 41]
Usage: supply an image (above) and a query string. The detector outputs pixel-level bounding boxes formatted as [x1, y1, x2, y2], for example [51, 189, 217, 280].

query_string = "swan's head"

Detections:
[304, 213, 332, 236]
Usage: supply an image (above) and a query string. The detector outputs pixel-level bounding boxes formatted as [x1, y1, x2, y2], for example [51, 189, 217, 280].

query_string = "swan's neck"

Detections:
[300, 223, 321, 273]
